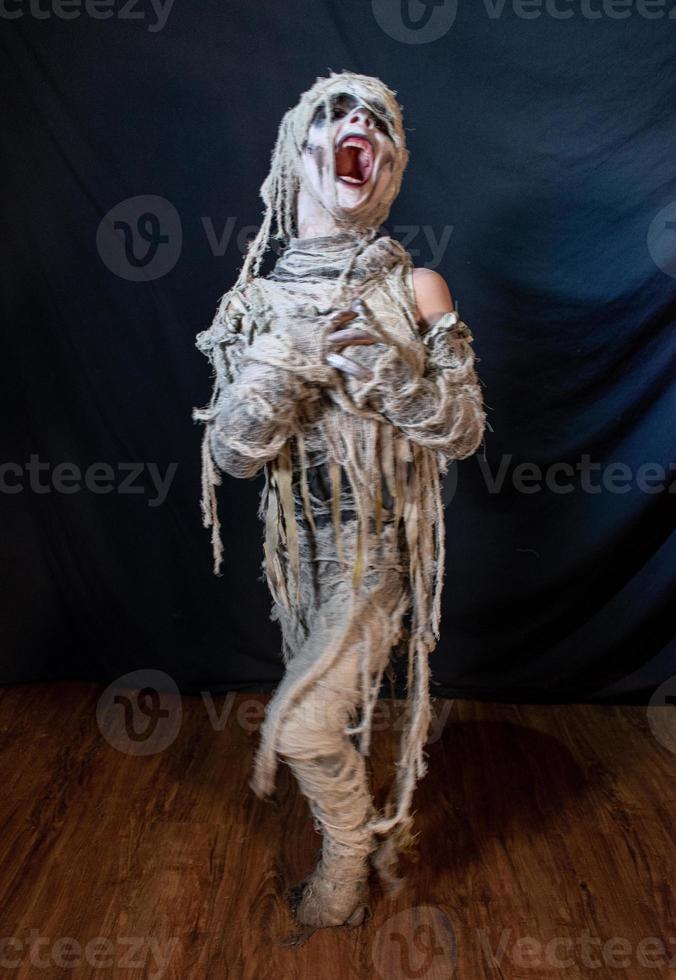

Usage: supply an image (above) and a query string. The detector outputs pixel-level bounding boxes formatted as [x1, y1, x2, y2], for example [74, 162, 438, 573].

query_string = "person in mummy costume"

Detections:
[192, 70, 486, 933]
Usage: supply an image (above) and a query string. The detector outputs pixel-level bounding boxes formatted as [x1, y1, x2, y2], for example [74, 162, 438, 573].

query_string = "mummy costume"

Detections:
[192, 71, 486, 930]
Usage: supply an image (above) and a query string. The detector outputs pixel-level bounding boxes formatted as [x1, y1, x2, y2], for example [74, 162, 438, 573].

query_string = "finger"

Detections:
[326, 327, 376, 347]
[328, 308, 359, 327]
[326, 351, 372, 379]
[326, 352, 374, 380]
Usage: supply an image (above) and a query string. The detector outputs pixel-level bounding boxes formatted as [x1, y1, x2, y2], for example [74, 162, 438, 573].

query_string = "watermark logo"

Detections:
[0, 0, 176, 32]
[372, 0, 458, 43]
[96, 195, 182, 281]
[440, 452, 673, 517]
[372, 905, 457, 978]
[381, 223, 454, 269]
[478, 928, 676, 970]
[95, 688, 452, 758]
[218, 695, 454, 745]
[481, 0, 676, 19]
[0, 455, 177, 507]
[647, 674, 676, 755]
[647, 201, 676, 279]
[477, 453, 675, 495]
[96, 669, 182, 756]
[372, 0, 676, 38]
[0, 931, 178, 978]
[97, 205, 454, 281]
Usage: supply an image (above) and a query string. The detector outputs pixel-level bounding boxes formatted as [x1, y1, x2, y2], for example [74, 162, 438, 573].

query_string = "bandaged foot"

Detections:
[291, 837, 371, 928]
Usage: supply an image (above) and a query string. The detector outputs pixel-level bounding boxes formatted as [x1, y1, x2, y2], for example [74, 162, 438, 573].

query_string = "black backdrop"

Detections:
[2, 1, 674, 702]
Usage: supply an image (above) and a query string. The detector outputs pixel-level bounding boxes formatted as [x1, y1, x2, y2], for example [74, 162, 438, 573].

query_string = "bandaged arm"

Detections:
[367, 310, 486, 469]
[207, 315, 334, 480]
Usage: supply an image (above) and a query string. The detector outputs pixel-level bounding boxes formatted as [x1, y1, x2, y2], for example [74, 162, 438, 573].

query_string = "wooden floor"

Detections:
[0, 682, 674, 980]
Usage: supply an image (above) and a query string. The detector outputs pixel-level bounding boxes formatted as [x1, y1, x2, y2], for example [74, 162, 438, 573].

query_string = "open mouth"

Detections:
[335, 134, 374, 186]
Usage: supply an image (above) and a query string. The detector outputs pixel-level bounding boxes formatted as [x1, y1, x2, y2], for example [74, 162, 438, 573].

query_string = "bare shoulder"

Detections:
[411, 267, 454, 331]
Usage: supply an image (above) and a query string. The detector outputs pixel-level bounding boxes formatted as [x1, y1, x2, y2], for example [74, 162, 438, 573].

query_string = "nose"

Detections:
[348, 105, 374, 129]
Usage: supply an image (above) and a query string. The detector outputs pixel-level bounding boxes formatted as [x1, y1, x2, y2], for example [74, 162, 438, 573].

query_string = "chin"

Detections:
[335, 180, 377, 213]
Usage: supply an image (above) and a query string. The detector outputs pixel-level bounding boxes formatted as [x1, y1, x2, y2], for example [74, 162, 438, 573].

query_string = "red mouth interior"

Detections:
[335, 138, 373, 185]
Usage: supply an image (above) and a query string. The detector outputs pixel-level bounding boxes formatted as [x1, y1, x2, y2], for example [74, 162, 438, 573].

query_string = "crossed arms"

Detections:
[203, 269, 486, 480]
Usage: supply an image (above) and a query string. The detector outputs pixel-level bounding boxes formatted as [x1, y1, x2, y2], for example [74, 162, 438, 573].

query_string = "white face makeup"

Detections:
[299, 92, 397, 222]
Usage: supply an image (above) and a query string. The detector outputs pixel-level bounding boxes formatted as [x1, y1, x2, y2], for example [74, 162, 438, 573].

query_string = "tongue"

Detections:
[335, 145, 368, 182]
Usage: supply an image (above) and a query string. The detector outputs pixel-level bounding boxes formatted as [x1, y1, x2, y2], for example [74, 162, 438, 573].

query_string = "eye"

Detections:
[331, 93, 357, 119]
[309, 94, 394, 138]
[310, 106, 325, 127]
[309, 95, 354, 128]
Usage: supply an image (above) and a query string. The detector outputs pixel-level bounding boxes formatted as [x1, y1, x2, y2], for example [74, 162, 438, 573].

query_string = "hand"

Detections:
[324, 299, 377, 381]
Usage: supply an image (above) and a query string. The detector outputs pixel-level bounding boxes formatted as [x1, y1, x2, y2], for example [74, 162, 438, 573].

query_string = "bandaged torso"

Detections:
[195, 231, 484, 645]
[263, 234, 418, 529]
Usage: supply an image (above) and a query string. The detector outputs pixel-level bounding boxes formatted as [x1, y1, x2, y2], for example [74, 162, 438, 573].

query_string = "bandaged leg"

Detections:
[262, 520, 409, 928]
[276, 646, 377, 927]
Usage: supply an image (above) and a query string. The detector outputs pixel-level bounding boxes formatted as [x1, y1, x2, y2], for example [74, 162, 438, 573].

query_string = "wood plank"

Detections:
[0, 684, 673, 978]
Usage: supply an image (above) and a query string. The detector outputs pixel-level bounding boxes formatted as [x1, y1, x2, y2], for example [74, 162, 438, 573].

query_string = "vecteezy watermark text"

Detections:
[477, 453, 674, 495]
[0, 931, 178, 978]
[482, 0, 676, 19]
[371, 910, 676, 978]
[96, 670, 455, 755]
[96, 196, 455, 281]
[0, 0, 175, 31]
[442, 452, 674, 509]
[372, 0, 676, 47]
[0, 455, 177, 507]
[479, 928, 676, 970]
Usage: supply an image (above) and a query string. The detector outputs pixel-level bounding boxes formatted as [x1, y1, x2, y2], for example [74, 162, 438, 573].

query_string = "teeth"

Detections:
[335, 134, 372, 185]
[338, 136, 372, 153]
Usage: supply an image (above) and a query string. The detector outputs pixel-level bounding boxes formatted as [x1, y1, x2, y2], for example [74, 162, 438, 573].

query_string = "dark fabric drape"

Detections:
[1, 1, 674, 702]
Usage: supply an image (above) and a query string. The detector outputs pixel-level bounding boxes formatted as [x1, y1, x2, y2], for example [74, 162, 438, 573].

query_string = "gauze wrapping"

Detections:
[233, 70, 409, 287]
[191, 71, 487, 898]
